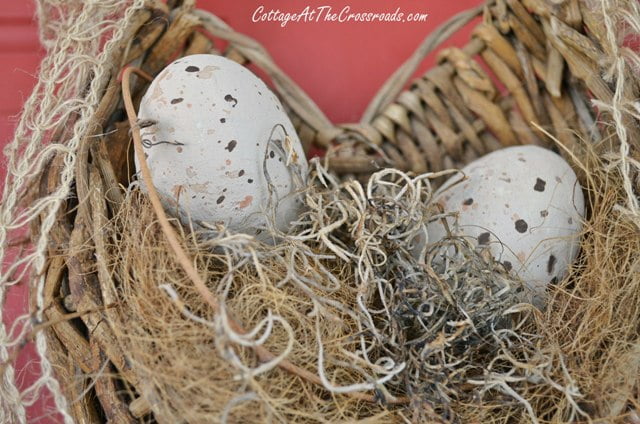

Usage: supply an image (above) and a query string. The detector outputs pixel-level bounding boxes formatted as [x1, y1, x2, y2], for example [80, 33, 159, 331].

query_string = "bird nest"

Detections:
[1, 0, 639, 423]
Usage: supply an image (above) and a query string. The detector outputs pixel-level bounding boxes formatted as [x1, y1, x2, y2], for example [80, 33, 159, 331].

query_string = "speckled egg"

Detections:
[135, 54, 308, 241]
[427, 145, 585, 303]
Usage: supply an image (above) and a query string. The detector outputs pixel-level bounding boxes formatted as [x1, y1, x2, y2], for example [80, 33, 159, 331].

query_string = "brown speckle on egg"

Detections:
[216, 195, 225, 204]
[196, 65, 219, 79]
[568, 217, 573, 225]
[170, 98, 183, 104]
[176, 146, 183, 153]
[503, 261, 513, 272]
[190, 183, 208, 193]
[550, 276, 559, 285]
[269, 151, 275, 159]
[547, 254, 557, 274]
[534, 178, 546, 192]
[238, 195, 253, 209]
[478, 232, 490, 245]
[555, 176, 562, 183]
[518, 157, 526, 162]
[224, 94, 238, 107]
[540, 210, 549, 217]
[220, 118, 226, 123]
[238, 169, 245, 176]
[225, 140, 237, 152]
[463, 198, 474, 206]
[515, 219, 528, 233]
[185, 65, 199, 72]
[247, 179, 253, 184]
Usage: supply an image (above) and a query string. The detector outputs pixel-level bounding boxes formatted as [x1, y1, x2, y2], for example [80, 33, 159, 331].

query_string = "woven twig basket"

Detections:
[28, 0, 639, 422]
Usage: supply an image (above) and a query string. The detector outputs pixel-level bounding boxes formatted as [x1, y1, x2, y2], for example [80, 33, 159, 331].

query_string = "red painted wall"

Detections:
[0, 2, 41, 153]
[1, 1, 481, 421]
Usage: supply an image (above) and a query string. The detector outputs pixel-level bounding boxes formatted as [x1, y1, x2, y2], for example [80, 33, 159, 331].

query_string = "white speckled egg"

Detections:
[427, 145, 585, 303]
[135, 54, 308, 241]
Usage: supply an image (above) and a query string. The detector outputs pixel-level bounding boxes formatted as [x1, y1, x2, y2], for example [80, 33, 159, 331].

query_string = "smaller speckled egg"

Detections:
[427, 145, 585, 304]
[135, 54, 308, 242]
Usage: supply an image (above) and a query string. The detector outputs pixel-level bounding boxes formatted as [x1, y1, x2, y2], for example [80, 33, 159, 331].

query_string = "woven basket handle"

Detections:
[194, 6, 483, 148]
[361, 5, 484, 124]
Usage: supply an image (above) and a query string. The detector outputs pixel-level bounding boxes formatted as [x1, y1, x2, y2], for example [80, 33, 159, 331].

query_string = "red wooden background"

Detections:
[1, 0, 481, 421]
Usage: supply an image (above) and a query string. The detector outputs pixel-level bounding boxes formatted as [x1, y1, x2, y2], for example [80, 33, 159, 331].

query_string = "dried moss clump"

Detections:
[99, 159, 600, 423]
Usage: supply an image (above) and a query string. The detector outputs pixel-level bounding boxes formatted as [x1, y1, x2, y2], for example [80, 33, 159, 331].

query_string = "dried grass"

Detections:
[95, 140, 640, 422]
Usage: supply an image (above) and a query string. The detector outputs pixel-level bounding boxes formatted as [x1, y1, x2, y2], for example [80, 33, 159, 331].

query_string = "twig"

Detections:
[0, 304, 116, 378]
